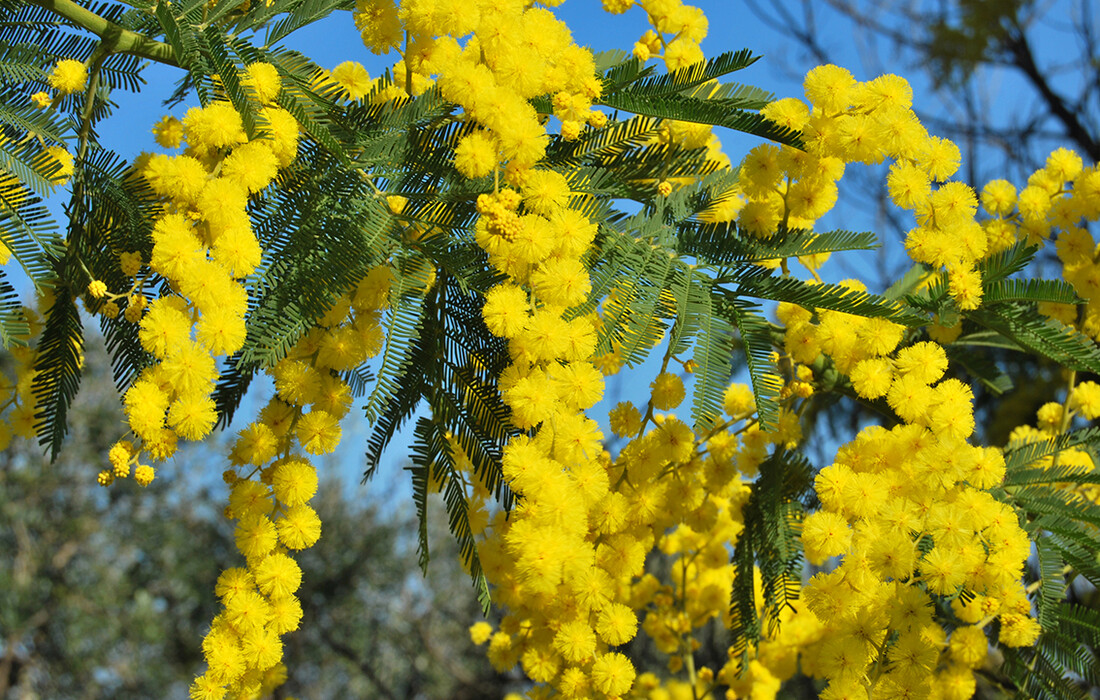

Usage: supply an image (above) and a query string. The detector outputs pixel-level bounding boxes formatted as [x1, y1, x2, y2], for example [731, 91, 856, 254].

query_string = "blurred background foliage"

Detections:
[0, 339, 511, 699]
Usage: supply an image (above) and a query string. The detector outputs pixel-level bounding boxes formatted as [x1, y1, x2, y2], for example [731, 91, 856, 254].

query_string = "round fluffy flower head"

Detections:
[1045, 147, 1083, 182]
[801, 509, 852, 565]
[87, 280, 107, 299]
[119, 251, 143, 277]
[761, 97, 810, 132]
[277, 504, 322, 549]
[1070, 381, 1100, 420]
[469, 621, 493, 645]
[253, 551, 303, 598]
[244, 62, 281, 104]
[296, 409, 341, 455]
[981, 179, 1017, 216]
[454, 131, 497, 179]
[48, 59, 87, 95]
[803, 64, 856, 113]
[895, 341, 948, 385]
[332, 61, 371, 101]
[918, 136, 962, 181]
[134, 464, 155, 487]
[849, 357, 893, 399]
[723, 382, 756, 417]
[482, 283, 529, 338]
[167, 393, 218, 440]
[183, 102, 247, 156]
[650, 371, 686, 410]
[272, 457, 318, 506]
[354, 0, 403, 54]
[152, 115, 184, 149]
[221, 140, 279, 195]
[609, 401, 642, 437]
[591, 651, 635, 696]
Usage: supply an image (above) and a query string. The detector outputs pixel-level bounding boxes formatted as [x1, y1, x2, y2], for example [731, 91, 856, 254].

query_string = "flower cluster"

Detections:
[101, 65, 298, 488]
[797, 337, 1037, 699]
[189, 269, 390, 700]
[756, 67, 989, 307]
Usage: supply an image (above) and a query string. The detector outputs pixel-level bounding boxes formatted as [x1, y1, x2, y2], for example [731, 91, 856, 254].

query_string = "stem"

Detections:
[1050, 369, 1077, 471]
[403, 32, 413, 96]
[29, 0, 179, 67]
[76, 44, 109, 163]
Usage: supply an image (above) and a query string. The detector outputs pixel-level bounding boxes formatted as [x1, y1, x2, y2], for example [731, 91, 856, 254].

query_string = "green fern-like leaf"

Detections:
[722, 296, 782, 432]
[965, 308, 1100, 374]
[983, 278, 1081, 306]
[1007, 424, 1100, 473]
[0, 269, 28, 348]
[31, 288, 84, 460]
[598, 90, 800, 147]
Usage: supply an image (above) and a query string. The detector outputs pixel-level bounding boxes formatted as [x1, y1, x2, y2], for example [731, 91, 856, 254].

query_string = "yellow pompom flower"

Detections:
[161, 342, 218, 397]
[235, 513, 278, 560]
[803, 64, 856, 113]
[981, 179, 1017, 216]
[228, 479, 273, 518]
[269, 595, 303, 634]
[48, 59, 87, 95]
[214, 567, 254, 602]
[221, 140, 280, 195]
[650, 371, 686, 411]
[272, 359, 322, 406]
[244, 62, 281, 104]
[196, 306, 248, 357]
[887, 161, 932, 210]
[469, 621, 493, 645]
[723, 383, 756, 417]
[553, 619, 597, 663]
[849, 357, 893, 399]
[119, 251, 143, 277]
[1045, 147, 1083, 182]
[188, 673, 226, 700]
[183, 102, 248, 156]
[917, 136, 962, 181]
[801, 510, 852, 565]
[240, 626, 283, 671]
[331, 61, 371, 101]
[272, 458, 318, 506]
[296, 409, 341, 455]
[1069, 381, 1100, 419]
[167, 393, 218, 440]
[596, 601, 638, 645]
[142, 154, 208, 204]
[253, 552, 303, 599]
[531, 258, 591, 307]
[134, 463, 155, 487]
[609, 401, 642, 437]
[152, 115, 184, 149]
[590, 652, 635, 696]
[895, 341, 948, 385]
[277, 504, 322, 549]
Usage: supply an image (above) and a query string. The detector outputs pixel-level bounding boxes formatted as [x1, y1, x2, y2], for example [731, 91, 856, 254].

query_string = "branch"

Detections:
[318, 625, 401, 700]
[28, 0, 179, 67]
[1004, 26, 1100, 162]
